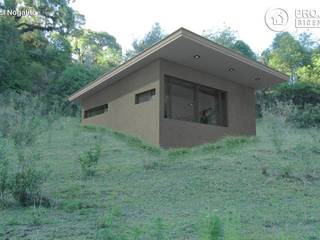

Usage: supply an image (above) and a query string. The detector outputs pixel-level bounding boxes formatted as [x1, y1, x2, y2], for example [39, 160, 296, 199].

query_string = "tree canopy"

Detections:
[203, 27, 257, 61]
[125, 23, 166, 59]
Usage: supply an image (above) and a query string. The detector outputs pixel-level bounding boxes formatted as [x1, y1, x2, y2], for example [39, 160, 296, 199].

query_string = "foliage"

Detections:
[70, 29, 122, 67]
[96, 212, 128, 240]
[125, 23, 166, 59]
[262, 82, 320, 107]
[203, 26, 257, 60]
[261, 100, 320, 129]
[289, 104, 320, 128]
[1, 115, 320, 238]
[150, 218, 168, 240]
[0, 137, 9, 200]
[78, 144, 101, 176]
[0, 91, 44, 148]
[50, 63, 104, 98]
[201, 215, 224, 240]
[261, 32, 317, 81]
[0, 17, 29, 91]
[0, 92, 48, 206]
[0, 0, 84, 34]
[297, 53, 320, 84]
[10, 153, 46, 206]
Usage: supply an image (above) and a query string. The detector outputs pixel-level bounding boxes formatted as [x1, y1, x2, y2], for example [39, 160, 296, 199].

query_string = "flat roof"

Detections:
[69, 28, 288, 101]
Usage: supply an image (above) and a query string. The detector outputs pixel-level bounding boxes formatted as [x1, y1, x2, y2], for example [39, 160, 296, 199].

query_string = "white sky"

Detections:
[71, 0, 320, 54]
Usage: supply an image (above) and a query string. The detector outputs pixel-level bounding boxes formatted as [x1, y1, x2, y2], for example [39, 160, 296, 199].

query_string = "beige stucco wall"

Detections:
[159, 59, 256, 147]
[80, 58, 256, 148]
[81, 60, 161, 145]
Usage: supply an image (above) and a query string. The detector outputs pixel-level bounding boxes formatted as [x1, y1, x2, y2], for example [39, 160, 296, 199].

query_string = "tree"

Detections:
[49, 63, 104, 98]
[71, 29, 122, 68]
[125, 23, 166, 59]
[261, 32, 310, 81]
[0, 0, 84, 34]
[203, 27, 257, 61]
[0, 16, 29, 91]
[297, 53, 320, 84]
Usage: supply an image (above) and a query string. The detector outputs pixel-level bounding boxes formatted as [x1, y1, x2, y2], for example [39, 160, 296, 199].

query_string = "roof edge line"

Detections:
[68, 28, 185, 102]
[179, 29, 289, 81]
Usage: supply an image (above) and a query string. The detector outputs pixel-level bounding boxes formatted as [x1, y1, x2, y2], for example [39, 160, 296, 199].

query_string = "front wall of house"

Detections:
[159, 59, 256, 147]
[81, 61, 160, 145]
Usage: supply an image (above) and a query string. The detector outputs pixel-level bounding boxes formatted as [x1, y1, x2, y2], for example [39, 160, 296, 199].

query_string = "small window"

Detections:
[135, 89, 156, 104]
[84, 104, 108, 119]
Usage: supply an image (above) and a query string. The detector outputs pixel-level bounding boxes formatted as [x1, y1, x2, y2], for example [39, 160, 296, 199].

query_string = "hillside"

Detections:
[1, 117, 320, 240]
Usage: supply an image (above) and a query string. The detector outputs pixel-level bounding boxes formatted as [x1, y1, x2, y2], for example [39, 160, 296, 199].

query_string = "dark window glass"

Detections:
[164, 75, 228, 127]
[84, 104, 108, 119]
[167, 79, 195, 122]
[135, 89, 156, 104]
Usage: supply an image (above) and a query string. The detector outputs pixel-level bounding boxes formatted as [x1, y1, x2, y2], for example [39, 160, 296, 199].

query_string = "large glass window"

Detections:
[168, 79, 195, 122]
[164, 75, 228, 127]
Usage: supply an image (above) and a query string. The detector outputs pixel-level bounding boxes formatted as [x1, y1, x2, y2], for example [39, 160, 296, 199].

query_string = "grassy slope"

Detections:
[1, 117, 320, 240]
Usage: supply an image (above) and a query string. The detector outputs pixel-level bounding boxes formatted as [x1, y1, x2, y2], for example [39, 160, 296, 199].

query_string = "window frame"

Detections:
[84, 104, 108, 119]
[135, 88, 156, 104]
[164, 75, 228, 127]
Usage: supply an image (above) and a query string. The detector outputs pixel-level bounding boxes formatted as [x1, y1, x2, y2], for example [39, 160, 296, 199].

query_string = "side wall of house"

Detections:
[159, 59, 256, 147]
[81, 60, 161, 145]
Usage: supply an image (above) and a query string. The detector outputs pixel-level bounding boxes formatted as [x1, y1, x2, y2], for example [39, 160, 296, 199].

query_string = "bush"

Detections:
[10, 153, 46, 206]
[201, 215, 224, 240]
[150, 217, 167, 240]
[261, 100, 320, 128]
[78, 144, 101, 176]
[260, 82, 320, 108]
[289, 104, 320, 128]
[96, 213, 128, 240]
[0, 137, 9, 200]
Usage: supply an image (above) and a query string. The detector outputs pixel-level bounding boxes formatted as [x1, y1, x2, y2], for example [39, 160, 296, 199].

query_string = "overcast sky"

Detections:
[71, 0, 320, 54]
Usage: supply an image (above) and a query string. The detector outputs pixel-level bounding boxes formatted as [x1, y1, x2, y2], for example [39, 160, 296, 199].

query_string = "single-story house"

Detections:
[68, 28, 288, 147]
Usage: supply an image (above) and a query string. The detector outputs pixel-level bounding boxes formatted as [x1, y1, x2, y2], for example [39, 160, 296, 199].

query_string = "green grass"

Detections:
[1, 117, 320, 239]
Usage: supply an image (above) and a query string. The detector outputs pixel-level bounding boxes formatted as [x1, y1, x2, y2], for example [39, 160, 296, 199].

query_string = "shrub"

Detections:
[289, 104, 320, 128]
[96, 213, 127, 240]
[10, 158, 46, 206]
[259, 82, 320, 109]
[78, 144, 101, 176]
[0, 137, 9, 200]
[201, 215, 224, 240]
[150, 217, 167, 240]
[261, 100, 320, 128]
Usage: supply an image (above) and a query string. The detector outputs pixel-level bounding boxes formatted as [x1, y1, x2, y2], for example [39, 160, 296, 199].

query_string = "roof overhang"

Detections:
[69, 28, 288, 102]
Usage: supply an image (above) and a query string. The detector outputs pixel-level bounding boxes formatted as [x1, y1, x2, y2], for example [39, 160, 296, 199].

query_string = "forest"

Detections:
[0, 0, 320, 239]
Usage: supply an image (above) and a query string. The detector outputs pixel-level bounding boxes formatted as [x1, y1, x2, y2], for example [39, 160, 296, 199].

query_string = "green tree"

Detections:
[49, 63, 104, 98]
[297, 53, 320, 84]
[0, 0, 84, 34]
[125, 23, 166, 59]
[71, 29, 122, 68]
[203, 27, 257, 61]
[261, 32, 310, 81]
[0, 16, 31, 91]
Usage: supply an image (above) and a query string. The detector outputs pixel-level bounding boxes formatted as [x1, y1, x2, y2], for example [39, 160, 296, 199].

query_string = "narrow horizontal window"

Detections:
[84, 104, 108, 119]
[135, 89, 156, 104]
